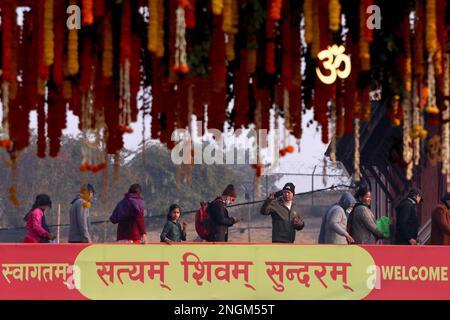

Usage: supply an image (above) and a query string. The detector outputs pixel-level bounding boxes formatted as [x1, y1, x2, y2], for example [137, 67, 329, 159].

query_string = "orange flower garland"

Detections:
[212, 0, 224, 15]
[43, 0, 54, 67]
[304, 0, 313, 45]
[359, 1, 370, 71]
[67, 26, 79, 75]
[82, 0, 94, 26]
[329, 0, 341, 32]
[269, 0, 282, 20]
[426, 0, 437, 57]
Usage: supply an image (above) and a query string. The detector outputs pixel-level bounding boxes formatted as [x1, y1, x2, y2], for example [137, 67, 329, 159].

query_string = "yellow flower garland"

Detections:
[44, 0, 54, 66]
[68, 29, 79, 75]
[426, 0, 437, 56]
[148, 0, 158, 52]
[224, 0, 238, 61]
[329, 0, 341, 32]
[156, 0, 165, 58]
[304, 0, 313, 45]
[359, 2, 370, 71]
[148, 0, 164, 57]
[212, 0, 224, 15]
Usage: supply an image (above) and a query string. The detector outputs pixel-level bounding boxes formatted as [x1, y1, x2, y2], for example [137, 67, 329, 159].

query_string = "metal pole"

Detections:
[312, 165, 317, 206]
[266, 174, 268, 197]
[247, 204, 251, 243]
[57, 204, 61, 243]
[242, 184, 252, 243]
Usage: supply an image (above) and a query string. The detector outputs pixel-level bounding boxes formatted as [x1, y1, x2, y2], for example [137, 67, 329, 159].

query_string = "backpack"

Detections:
[109, 198, 136, 224]
[195, 201, 211, 240]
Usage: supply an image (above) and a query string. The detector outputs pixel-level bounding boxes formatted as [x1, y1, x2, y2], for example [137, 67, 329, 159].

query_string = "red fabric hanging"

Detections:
[94, 0, 105, 19]
[185, 0, 196, 29]
[1, 0, 14, 82]
[130, 33, 141, 122]
[289, 7, 302, 140]
[37, 100, 47, 158]
[52, 0, 65, 86]
[265, 0, 276, 74]
[37, 1, 49, 82]
[234, 49, 249, 129]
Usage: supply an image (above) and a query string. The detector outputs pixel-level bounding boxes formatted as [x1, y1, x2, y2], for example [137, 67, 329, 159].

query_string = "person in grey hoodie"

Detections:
[318, 192, 356, 244]
[68, 184, 95, 243]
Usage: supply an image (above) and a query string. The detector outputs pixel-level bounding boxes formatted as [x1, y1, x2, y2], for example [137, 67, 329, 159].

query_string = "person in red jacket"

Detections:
[24, 194, 55, 243]
[116, 184, 148, 244]
[430, 192, 450, 245]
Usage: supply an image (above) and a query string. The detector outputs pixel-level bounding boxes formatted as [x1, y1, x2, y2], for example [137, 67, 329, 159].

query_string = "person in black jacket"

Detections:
[206, 184, 240, 242]
[395, 189, 423, 245]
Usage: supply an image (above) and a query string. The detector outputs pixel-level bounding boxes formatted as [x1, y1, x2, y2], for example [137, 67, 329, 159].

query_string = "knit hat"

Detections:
[282, 183, 295, 195]
[222, 184, 237, 198]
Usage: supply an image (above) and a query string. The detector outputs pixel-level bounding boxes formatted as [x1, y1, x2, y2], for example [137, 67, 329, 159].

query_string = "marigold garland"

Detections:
[223, 0, 238, 61]
[329, 0, 341, 32]
[269, 0, 282, 21]
[359, 1, 370, 71]
[304, 0, 313, 45]
[426, 0, 437, 57]
[212, 0, 224, 15]
[311, 0, 320, 57]
[82, 0, 94, 26]
[148, 0, 165, 57]
[43, 0, 54, 67]
[103, 13, 113, 79]
[68, 28, 79, 75]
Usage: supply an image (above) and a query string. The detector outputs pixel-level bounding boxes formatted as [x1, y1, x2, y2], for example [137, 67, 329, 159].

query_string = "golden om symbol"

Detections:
[316, 45, 352, 85]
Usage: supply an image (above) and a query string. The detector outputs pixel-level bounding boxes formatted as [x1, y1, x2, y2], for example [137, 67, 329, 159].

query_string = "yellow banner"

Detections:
[74, 244, 375, 300]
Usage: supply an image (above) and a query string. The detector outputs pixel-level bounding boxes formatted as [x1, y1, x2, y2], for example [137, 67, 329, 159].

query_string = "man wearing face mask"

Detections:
[395, 189, 423, 245]
[206, 184, 240, 242]
[260, 183, 305, 243]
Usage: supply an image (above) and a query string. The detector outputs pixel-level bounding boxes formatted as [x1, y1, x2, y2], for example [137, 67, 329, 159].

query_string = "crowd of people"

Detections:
[21, 181, 450, 246]
[318, 186, 450, 246]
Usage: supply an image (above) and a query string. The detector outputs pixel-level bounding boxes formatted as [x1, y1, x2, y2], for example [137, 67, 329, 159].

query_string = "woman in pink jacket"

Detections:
[24, 194, 55, 243]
